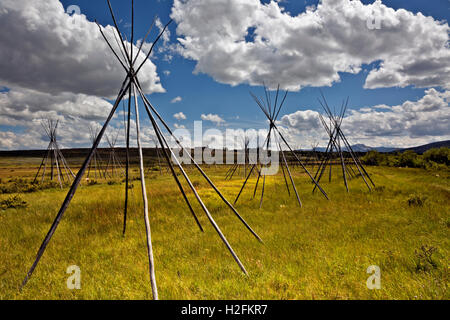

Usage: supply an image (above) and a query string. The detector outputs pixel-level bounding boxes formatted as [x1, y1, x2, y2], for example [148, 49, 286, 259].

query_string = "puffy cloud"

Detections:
[201, 113, 225, 125]
[0, 0, 164, 98]
[173, 111, 187, 120]
[0, 85, 165, 150]
[0, 86, 119, 149]
[171, 96, 183, 103]
[280, 110, 321, 132]
[171, 0, 450, 91]
[280, 88, 450, 148]
[0, 87, 112, 126]
[174, 123, 186, 129]
[0, 0, 169, 150]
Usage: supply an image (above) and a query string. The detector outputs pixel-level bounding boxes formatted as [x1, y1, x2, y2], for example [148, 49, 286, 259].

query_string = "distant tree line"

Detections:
[361, 147, 450, 170]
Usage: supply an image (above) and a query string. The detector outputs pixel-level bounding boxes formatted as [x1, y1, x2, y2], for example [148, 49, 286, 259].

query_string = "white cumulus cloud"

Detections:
[173, 111, 187, 120]
[201, 113, 225, 125]
[0, 0, 167, 150]
[280, 88, 450, 148]
[171, 96, 183, 103]
[171, 0, 450, 91]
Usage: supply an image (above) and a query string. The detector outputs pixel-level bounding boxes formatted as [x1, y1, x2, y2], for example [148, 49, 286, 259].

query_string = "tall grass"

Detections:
[0, 162, 448, 300]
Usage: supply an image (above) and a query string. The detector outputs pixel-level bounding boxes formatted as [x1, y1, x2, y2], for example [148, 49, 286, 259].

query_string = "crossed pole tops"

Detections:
[94, 1, 171, 87]
[41, 119, 60, 144]
[250, 83, 288, 147]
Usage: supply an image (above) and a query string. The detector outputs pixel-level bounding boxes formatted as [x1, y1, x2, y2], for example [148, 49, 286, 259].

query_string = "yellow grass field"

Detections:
[0, 156, 448, 300]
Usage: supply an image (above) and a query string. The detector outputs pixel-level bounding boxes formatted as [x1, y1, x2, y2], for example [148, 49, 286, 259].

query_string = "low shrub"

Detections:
[361, 147, 449, 170]
[407, 193, 427, 207]
[414, 245, 438, 272]
[87, 179, 98, 186]
[1, 195, 28, 210]
[0, 179, 64, 194]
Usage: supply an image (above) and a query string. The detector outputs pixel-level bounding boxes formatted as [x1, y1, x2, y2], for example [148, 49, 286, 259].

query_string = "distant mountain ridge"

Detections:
[399, 140, 450, 154]
[0, 140, 448, 156]
[314, 140, 449, 154]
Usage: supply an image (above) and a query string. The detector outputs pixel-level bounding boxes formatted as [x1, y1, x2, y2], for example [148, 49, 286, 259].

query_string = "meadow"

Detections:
[0, 156, 448, 300]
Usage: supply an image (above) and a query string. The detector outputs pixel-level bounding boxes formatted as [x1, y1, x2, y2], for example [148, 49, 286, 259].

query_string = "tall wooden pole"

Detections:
[133, 84, 158, 300]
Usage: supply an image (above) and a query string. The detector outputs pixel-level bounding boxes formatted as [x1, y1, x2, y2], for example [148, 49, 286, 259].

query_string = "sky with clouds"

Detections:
[0, 0, 448, 150]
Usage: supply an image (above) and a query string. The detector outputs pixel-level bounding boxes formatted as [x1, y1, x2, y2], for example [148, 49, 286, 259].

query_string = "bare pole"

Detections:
[53, 146, 63, 188]
[233, 164, 256, 205]
[337, 135, 349, 192]
[312, 124, 338, 193]
[132, 83, 158, 300]
[134, 19, 172, 75]
[55, 144, 72, 181]
[279, 155, 291, 196]
[259, 174, 266, 209]
[278, 141, 303, 206]
[276, 132, 302, 207]
[312, 132, 334, 182]
[149, 137, 164, 174]
[52, 121, 64, 186]
[338, 131, 375, 187]
[252, 167, 262, 199]
[123, 86, 132, 235]
[132, 16, 156, 65]
[33, 142, 52, 184]
[41, 147, 51, 183]
[50, 138, 54, 181]
[21, 78, 131, 289]
[104, 134, 113, 176]
[95, 21, 128, 72]
[258, 125, 273, 208]
[106, 0, 132, 66]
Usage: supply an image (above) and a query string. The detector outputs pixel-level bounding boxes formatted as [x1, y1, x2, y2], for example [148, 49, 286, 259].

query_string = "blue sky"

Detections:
[0, 0, 449, 149]
[61, 0, 448, 132]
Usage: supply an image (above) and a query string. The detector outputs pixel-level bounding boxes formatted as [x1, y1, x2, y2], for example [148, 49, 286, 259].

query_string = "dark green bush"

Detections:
[398, 150, 417, 167]
[361, 147, 449, 170]
[423, 147, 450, 165]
